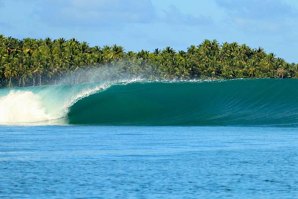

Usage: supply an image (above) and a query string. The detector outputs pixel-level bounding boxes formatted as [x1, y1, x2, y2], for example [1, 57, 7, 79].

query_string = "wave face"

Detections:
[0, 79, 298, 126]
[68, 79, 298, 126]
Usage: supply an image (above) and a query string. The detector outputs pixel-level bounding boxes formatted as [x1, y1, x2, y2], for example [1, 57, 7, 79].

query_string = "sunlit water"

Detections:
[0, 126, 298, 198]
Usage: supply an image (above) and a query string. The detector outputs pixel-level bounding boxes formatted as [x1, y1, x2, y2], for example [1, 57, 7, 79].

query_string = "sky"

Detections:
[0, 0, 297, 62]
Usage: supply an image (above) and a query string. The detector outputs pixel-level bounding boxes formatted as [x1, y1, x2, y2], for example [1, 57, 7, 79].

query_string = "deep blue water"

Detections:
[0, 126, 298, 198]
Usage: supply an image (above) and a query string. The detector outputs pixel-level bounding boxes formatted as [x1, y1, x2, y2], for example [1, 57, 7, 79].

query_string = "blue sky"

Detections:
[0, 0, 297, 62]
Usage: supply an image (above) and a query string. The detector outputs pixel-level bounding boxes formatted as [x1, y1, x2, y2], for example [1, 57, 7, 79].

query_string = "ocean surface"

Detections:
[0, 126, 298, 199]
[1, 79, 298, 198]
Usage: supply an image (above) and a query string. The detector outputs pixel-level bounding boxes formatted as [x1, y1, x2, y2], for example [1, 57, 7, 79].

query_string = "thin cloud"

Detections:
[215, 0, 298, 32]
[35, 0, 213, 28]
[36, 0, 157, 27]
[215, 0, 296, 20]
[162, 5, 213, 26]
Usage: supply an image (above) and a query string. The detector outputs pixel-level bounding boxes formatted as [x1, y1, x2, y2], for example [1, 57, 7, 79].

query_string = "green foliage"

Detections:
[0, 35, 296, 87]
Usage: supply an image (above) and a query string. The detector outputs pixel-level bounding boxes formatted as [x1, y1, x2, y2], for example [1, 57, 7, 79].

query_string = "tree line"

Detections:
[0, 34, 297, 87]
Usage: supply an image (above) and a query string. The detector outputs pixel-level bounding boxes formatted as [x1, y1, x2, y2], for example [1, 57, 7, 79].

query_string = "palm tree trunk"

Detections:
[8, 77, 12, 87]
[39, 74, 42, 86]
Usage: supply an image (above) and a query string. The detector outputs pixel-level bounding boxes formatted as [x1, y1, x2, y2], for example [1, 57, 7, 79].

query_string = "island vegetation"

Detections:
[0, 34, 297, 87]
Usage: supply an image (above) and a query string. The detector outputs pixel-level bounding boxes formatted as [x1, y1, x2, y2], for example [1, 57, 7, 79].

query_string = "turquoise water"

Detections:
[68, 79, 298, 126]
[0, 126, 298, 198]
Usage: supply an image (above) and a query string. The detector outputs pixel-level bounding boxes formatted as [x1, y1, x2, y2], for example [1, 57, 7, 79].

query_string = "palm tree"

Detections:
[0, 35, 297, 87]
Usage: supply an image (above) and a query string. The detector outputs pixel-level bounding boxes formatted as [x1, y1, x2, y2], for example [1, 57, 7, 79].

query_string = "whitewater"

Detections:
[0, 78, 140, 125]
[0, 79, 298, 126]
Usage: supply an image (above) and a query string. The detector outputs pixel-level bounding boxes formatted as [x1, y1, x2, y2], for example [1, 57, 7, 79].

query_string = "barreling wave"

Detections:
[0, 79, 298, 126]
